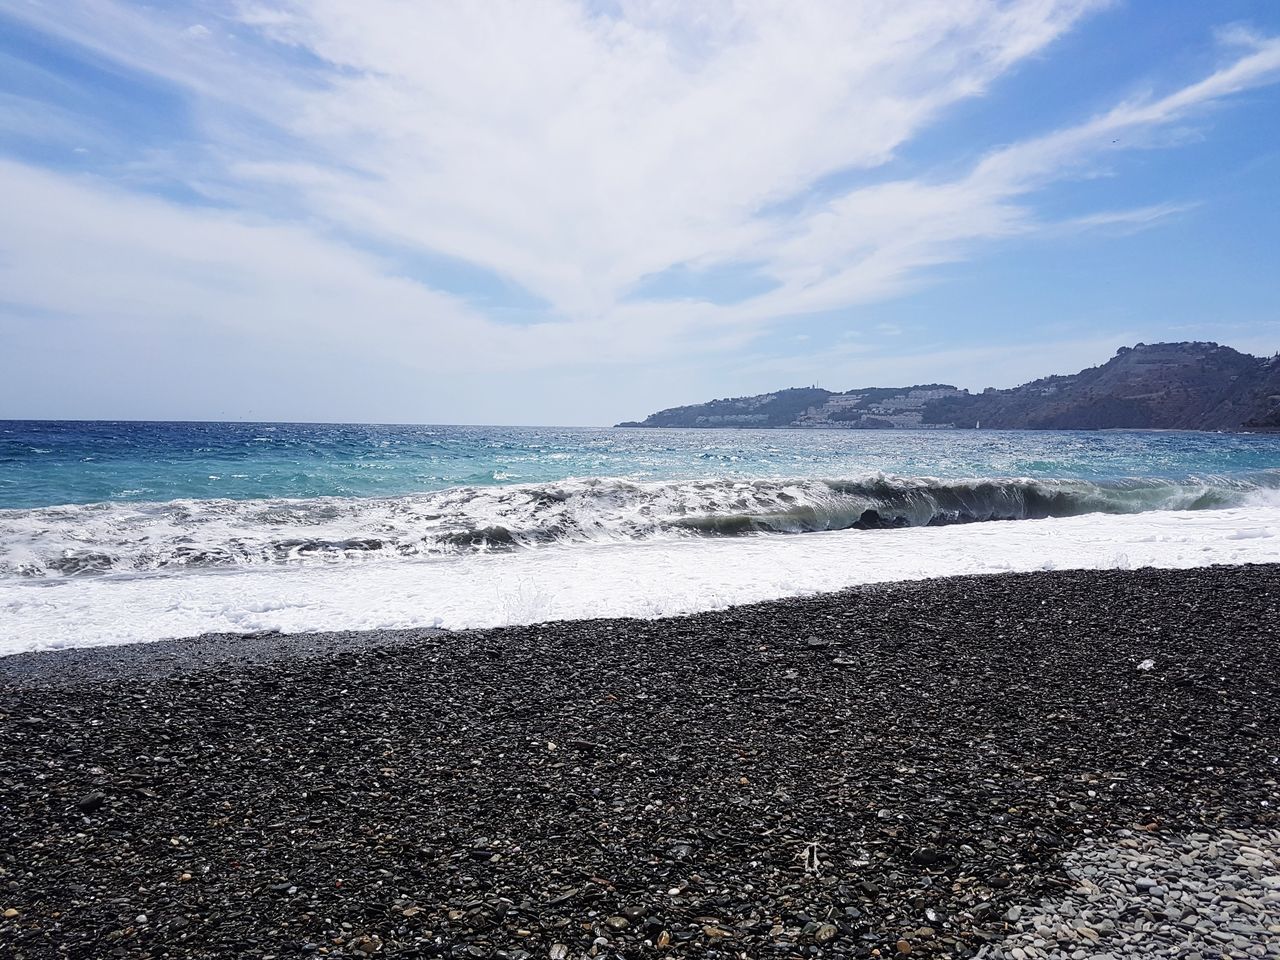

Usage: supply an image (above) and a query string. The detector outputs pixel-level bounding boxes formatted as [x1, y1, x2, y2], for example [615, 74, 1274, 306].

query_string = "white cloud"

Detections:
[0, 159, 737, 378]
[0, 1, 1108, 312]
[735, 29, 1280, 321]
[199, 0, 1111, 322]
[1056, 201, 1198, 235]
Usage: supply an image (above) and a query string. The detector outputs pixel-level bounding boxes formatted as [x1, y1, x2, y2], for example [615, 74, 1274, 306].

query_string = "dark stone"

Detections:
[2, 565, 1277, 957]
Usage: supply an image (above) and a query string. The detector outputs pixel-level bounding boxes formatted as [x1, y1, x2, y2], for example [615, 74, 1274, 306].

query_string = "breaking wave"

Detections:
[3, 471, 1279, 579]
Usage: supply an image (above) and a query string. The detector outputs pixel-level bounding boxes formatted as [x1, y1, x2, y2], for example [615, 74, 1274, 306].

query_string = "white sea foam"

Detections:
[2, 472, 1275, 578]
[2, 504, 1278, 656]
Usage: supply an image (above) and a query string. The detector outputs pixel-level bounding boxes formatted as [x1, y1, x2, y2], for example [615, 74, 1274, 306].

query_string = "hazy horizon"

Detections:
[0, 335, 1276, 428]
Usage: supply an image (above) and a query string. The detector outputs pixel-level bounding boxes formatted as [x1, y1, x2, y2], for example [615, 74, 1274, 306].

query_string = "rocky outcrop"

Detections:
[619, 342, 1280, 431]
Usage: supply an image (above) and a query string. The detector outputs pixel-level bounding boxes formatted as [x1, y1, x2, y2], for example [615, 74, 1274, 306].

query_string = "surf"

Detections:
[3, 471, 1279, 579]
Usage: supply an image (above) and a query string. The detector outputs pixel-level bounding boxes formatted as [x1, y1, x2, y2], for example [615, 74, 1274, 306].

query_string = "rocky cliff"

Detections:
[618, 342, 1280, 431]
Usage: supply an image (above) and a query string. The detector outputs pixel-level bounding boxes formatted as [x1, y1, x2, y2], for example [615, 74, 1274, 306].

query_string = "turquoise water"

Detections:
[3, 420, 1280, 581]
[5, 420, 1280, 510]
[6, 420, 1280, 650]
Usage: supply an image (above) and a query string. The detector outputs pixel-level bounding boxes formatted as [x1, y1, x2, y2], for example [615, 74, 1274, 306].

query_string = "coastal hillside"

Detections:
[618, 341, 1280, 431]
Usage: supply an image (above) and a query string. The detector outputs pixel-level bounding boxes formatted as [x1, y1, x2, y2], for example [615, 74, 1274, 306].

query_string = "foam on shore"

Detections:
[3, 503, 1279, 655]
[5, 471, 1279, 578]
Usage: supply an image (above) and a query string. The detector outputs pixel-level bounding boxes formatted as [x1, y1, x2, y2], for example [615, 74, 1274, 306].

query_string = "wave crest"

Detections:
[2, 471, 1277, 578]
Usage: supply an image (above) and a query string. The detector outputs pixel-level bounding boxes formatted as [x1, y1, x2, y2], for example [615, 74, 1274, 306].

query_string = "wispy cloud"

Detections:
[736, 28, 1280, 322]
[1057, 202, 1199, 235]
[205, 0, 1109, 319]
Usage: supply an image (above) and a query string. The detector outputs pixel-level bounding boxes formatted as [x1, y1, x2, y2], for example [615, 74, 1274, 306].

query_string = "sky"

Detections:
[1, 1, 1279, 426]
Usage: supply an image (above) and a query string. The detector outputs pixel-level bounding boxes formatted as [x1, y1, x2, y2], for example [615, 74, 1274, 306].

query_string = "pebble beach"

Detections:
[2, 564, 1278, 958]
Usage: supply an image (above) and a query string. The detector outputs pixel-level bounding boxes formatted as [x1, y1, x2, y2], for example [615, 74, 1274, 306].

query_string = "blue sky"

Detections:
[1, 0, 1278, 425]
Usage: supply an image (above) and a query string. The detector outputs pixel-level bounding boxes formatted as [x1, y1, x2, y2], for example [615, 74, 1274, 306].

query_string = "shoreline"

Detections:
[7, 504, 1280, 655]
[0, 560, 1276, 679]
[0, 561, 1273, 679]
[2, 565, 1279, 957]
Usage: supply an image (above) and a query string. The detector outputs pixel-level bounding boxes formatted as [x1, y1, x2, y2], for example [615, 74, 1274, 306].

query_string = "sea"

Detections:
[3, 419, 1280, 655]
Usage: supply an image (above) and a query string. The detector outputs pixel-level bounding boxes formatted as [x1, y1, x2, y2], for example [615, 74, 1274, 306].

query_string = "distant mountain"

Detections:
[617, 342, 1280, 432]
